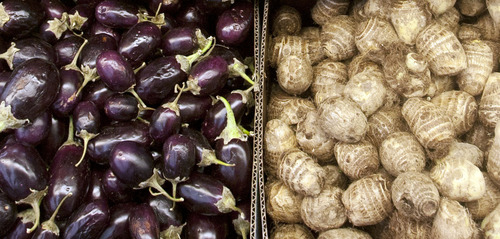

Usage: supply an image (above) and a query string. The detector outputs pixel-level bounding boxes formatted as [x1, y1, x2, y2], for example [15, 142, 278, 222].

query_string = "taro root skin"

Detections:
[270, 223, 314, 239]
[300, 185, 347, 231]
[265, 180, 303, 223]
[334, 140, 380, 180]
[279, 148, 326, 197]
[318, 97, 368, 143]
[276, 55, 313, 96]
[380, 132, 426, 177]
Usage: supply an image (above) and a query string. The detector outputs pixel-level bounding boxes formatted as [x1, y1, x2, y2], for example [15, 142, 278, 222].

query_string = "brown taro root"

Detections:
[386, 210, 433, 239]
[320, 15, 357, 62]
[435, 7, 461, 34]
[366, 106, 407, 148]
[480, 203, 500, 238]
[318, 228, 372, 239]
[334, 140, 380, 180]
[355, 17, 400, 55]
[402, 97, 455, 160]
[265, 180, 303, 223]
[457, 40, 494, 96]
[425, 0, 457, 15]
[299, 27, 320, 41]
[443, 141, 484, 168]
[267, 85, 316, 125]
[264, 119, 298, 178]
[322, 165, 348, 189]
[488, 123, 500, 186]
[457, 25, 482, 41]
[466, 172, 500, 220]
[296, 111, 336, 163]
[276, 55, 313, 95]
[310, 0, 350, 25]
[270, 35, 324, 68]
[344, 67, 387, 116]
[416, 22, 467, 76]
[473, 13, 500, 42]
[380, 132, 426, 177]
[427, 74, 456, 98]
[479, 72, 500, 129]
[278, 148, 326, 196]
[272, 5, 301, 37]
[300, 185, 346, 231]
[342, 174, 393, 226]
[431, 197, 479, 239]
[348, 54, 380, 79]
[431, 90, 478, 135]
[487, 0, 500, 25]
[311, 60, 347, 105]
[318, 97, 368, 143]
[390, 0, 431, 45]
[363, 0, 392, 21]
[458, 0, 487, 16]
[466, 121, 494, 153]
[270, 223, 314, 239]
[391, 172, 440, 221]
[484, 40, 500, 71]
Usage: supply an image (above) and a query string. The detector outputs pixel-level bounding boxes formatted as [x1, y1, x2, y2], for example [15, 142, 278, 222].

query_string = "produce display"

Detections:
[0, 0, 256, 238]
[263, 0, 500, 238]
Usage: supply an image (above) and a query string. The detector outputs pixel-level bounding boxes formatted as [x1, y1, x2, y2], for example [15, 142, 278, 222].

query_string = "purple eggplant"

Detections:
[37, 116, 68, 163]
[0, 71, 11, 93]
[0, 193, 17, 236]
[201, 89, 252, 143]
[85, 169, 106, 202]
[83, 80, 115, 111]
[186, 55, 229, 96]
[0, 37, 56, 70]
[104, 93, 139, 121]
[0, 0, 45, 38]
[149, 88, 184, 144]
[147, 195, 184, 237]
[14, 110, 51, 146]
[185, 213, 228, 239]
[180, 126, 232, 167]
[99, 203, 136, 239]
[39, 20, 69, 44]
[68, 4, 94, 32]
[79, 33, 117, 70]
[51, 69, 84, 118]
[96, 50, 136, 92]
[195, 0, 231, 15]
[41, 0, 68, 20]
[177, 172, 241, 216]
[160, 14, 177, 34]
[87, 120, 152, 164]
[88, 21, 121, 43]
[101, 169, 135, 204]
[161, 27, 198, 56]
[0, 143, 49, 233]
[54, 36, 85, 67]
[216, 2, 253, 46]
[149, 0, 181, 14]
[32, 192, 73, 239]
[4, 209, 37, 239]
[231, 200, 251, 239]
[129, 204, 160, 239]
[62, 199, 110, 239]
[95, 0, 139, 29]
[0, 58, 60, 132]
[43, 118, 90, 220]
[118, 22, 162, 67]
[73, 100, 101, 166]
[176, 3, 207, 29]
[164, 91, 212, 123]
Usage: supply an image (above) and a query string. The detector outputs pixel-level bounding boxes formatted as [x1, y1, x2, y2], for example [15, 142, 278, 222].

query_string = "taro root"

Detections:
[311, 0, 350, 25]
[466, 121, 494, 153]
[344, 67, 387, 116]
[296, 111, 336, 164]
[481, 203, 500, 238]
[355, 17, 400, 55]
[401, 97, 455, 160]
[270, 224, 314, 239]
[311, 60, 347, 105]
[265, 180, 303, 223]
[479, 72, 500, 129]
[431, 197, 479, 239]
[487, 0, 500, 25]
[366, 106, 407, 148]
[322, 165, 348, 189]
[457, 40, 494, 96]
[334, 140, 380, 180]
[435, 7, 461, 34]
[431, 90, 478, 135]
[466, 172, 500, 220]
[318, 228, 372, 239]
[380, 132, 426, 177]
[457, 25, 482, 41]
[267, 85, 316, 125]
[474, 13, 500, 41]
[318, 97, 368, 143]
[320, 15, 357, 62]
[270, 35, 322, 68]
[443, 141, 484, 168]
[458, 0, 486, 16]
[386, 210, 432, 238]
[279, 148, 326, 197]
[342, 174, 393, 226]
[276, 55, 313, 95]
[264, 119, 298, 178]
[390, 0, 431, 45]
[426, 0, 457, 15]
[300, 185, 346, 231]
[272, 5, 301, 36]
[391, 172, 440, 221]
[488, 122, 500, 186]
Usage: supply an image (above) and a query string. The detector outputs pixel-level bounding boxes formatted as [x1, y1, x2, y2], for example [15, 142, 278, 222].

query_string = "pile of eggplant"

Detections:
[0, 0, 255, 238]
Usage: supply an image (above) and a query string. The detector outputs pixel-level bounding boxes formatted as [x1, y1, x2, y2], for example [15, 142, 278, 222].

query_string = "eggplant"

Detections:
[99, 203, 135, 239]
[54, 36, 85, 68]
[118, 22, 162, 67]
[78, 33, 117, 70]
[51, 69, 84, 118]
[85, 169, 106, 202]
[195, 0, 231, 15]
[185, 213, 228, 239]
[104, 93, 139, 122]
[0, 37, 55, 70]
[37, 116, 68, 163]
[88, 21, 121, 43]
[14, 110, 51, 146]
[101, 169, 134, 204]
[161, 27, 198, 56]
[163, 90, 212, 124]
[0, 58, 60, 132]
[180, 126, 233, 167]
[68, 4, 94, 31]
[186, 55, 228, 96]
[41, 0, 68, 20]
[96, 50, 136, 92]
[0, 0, 45, 38]
[4, 209, 37, 239]
[216, 2, 253, 46]
[230, 200, 251, 239]
[83, 80, 115, 111]
[0, 193, 17, 236]
[175, 3, 207, 29]
[95, 0, 139, 29]
[62, 199, 110, 239]
[32, 193, 73, 239]
[147, 195, 185, 237]
[149, 0, 181, 14]
[149, 89, 183, 144]
[73, 100, 101, 166]
[128, 204, 160, 239]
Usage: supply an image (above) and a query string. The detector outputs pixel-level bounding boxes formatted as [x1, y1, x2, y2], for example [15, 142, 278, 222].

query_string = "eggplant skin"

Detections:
[0, 0, 45, 38]
[0, 58, 60, 120]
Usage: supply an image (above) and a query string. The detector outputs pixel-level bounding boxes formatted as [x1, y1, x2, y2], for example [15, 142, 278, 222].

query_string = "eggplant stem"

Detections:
[215, 96, 247, 145]
[0, 42, 19, 70]
[198, 149, 234, 167]
[141, 170, 184, 202]
[75, 130, 98, 167]
[64, 39, 88, 72]
[229, 58, 254, 85]
[63, 116, 78, 146]
[154, 2, 162, 17]
[238, 125, 253, 136]
[133, 62, 147, 74]
[169, 180, 178, 211]
[127, 88, 151, 110]
[16, 187, 48, 234]
[42, 192, 73, 235]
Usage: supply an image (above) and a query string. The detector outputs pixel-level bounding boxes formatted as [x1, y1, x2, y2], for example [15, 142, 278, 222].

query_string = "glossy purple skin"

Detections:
[88, 21, 121, 43]
[9, 38, 56, 70]
[69, 4, 94, 31]
[185, 213, 228, 239]
[37, 116, 68, 163]
[176, 3, 207, 29]
[216, 2, 253, 46]
[161, 27, 198, 56]
[129, 204, 160, 239]
[135, 56, 187, 106]
[31, 227, 58, 239]
[0, 143, 49, 201]
[62, 199, 110, 239]
[189, 55, 229, 96]
[104, 93, 138, 121]
[14, 110, 51, 146]
[54, 36, 85, 67]
[79, 34, 117, 69]
[160, 14, 177, 34]
[43, 144, 90, 220]
[212, 139, 252, 201]
[0, 71, 11, 94]
[85, 169, 106, 202]
[102, 169, 135, 204]
[118, 22, 162, 67]
[179, 127, 214, 165]
[201, 92, 247, 143]
[87, 121, 152, 164]
[51, 69, 83, 117]
[95, 0, 139, 29]
[110, 141, 154, 187]
[99, 203, 135, 239]
[161, 134, 196, 180]
[73, 101, 101, 134]
[41, 0, 68, 19]
[0, 58, 60, 120]
[4, 211, 35, 239]
[0, 0, 45, 38]
[149, 0, 181, 14]
[195, 0, 231, 15]
[164, 92, 212, 123]
[96, 50, 136, 92]
[83, 80, 115, 111]
[178, 172, 231, 215]
[149, 106, 181, 144]
[210, 45, 243, 66]
[0, 193, 17, 236]
[147, 195, 183, 231]
[39, 21, 66, 44]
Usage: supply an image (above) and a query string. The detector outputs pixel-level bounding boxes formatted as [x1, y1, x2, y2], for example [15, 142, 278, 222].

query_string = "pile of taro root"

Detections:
[264, 0, 500, 238]
[0, 0, 256, 238]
